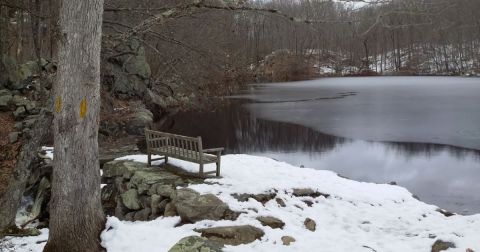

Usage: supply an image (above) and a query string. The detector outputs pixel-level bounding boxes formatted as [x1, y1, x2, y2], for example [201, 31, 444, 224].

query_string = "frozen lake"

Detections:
[158, 77, 480, 214]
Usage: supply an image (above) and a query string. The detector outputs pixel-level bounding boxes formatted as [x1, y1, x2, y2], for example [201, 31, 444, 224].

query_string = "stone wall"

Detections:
[101, 160, 237, 223]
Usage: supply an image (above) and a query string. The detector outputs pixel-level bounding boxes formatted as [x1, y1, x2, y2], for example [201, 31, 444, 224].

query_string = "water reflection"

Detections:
[156, 100, 480, 215]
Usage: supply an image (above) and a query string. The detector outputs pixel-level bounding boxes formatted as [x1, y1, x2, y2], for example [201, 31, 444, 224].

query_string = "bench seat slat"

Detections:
[150, 147, 218, 163]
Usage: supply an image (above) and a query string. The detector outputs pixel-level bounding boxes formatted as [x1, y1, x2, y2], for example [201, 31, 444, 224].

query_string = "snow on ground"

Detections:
[5, 154, 480, 251]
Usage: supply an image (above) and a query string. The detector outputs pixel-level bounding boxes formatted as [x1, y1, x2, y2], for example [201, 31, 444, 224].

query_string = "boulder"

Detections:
[129, 169, 181, 189]
[195, 225, 264, 246]
[150, 184, 175, 198]
[12, 95, 29, 107]
[304, 218, 316, 231]
[13, 106, 26, 118]
[0, 94, 12, 110]
[102, 160, 148, 179]
[281, 236, 295, 246]
[256, 216, 285, 229]
[121, 189, 141, 210]
[168, 236, 224, 252]
[173, 188, 229, 223]
[431, 240, 456, 252]
[103, 39, 151, 97]
[164, 202, 177, 217]
[151, 197, 169, 217]
[133, 207, 151, 221]
[125, 108, 153, 135]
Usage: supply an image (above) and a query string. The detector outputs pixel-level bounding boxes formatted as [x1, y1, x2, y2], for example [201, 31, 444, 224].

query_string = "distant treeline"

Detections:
[1, 0, 479, 94]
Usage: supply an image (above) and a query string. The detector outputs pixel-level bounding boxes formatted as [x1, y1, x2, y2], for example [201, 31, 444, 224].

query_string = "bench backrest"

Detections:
[145, 129, 204, 161]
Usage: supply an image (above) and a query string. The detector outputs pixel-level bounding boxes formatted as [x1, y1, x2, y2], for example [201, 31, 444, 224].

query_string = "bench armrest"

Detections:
[203, 148, 224, 153]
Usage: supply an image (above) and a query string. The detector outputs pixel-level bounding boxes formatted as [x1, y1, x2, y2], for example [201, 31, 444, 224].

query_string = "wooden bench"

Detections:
[145, 129, 224, 177]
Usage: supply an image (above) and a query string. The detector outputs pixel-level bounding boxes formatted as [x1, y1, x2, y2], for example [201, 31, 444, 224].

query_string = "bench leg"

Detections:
[147, 153, 151, 166]
[199, 163, 204, 177]
[216, 153, 221, 177]
[165, 156, 168, 164]
[215, 162, 220, 177]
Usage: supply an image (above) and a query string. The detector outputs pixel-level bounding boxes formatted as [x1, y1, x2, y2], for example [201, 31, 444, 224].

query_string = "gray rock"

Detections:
[137, 182, 150, 195]
[129, 169, 181, 189]
[23, 118, 37, 128]
[13, 106, 26, 118]
[121, 189, 141, 210]
[125, 108, 153, 135]
[304, 217, 316, 231]
[12, 95, 29, 106]
[256, 216, 285, 229]
[168, 236, 224, 252]
[164, 202, 177, 217]
[292, 188, 329, 198]
[14, 122, 23, 130]
[157, 199, 169, 214]
[25, 101, 36, 112]
[275, 198, 286, 207]
[124, 211, 136, 221]
[8, 132, 20, 143]
[195, 225, 264, 246]
[102, 160, 148, 178]
[232, 192, 276, 204]
[104, 39, 151, 97]
[150, 194, 162, 212]
[133, 207, 151, 221]
[152, 184, 175, 198]
[281, 236, 295, 246]
[0, 89, 11, 96]
[431, 240, 456, 252]
[0, 94, 12, 110]
[173, 188, 229, 223]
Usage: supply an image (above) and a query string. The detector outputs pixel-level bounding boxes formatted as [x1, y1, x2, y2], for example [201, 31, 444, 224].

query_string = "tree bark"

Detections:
[43, 0, 105, 251]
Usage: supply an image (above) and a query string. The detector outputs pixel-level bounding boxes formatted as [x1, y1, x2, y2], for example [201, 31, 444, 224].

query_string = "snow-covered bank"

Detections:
[5, 154, 480, 251]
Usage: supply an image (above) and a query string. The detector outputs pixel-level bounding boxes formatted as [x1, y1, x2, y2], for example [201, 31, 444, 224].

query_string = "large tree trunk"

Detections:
[43, 0, 105, 251]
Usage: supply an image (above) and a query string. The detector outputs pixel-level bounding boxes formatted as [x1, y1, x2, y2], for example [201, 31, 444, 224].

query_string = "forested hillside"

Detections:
[1, 0, 479, 93]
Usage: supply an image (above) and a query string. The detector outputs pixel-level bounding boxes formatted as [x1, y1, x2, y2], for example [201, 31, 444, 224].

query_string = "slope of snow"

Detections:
[4, 154, 480, 251]
[108, 154, 480, 252]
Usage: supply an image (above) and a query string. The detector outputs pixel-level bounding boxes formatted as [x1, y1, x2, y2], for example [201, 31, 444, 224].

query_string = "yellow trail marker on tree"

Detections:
[80, 98, 87, 118]
[55, 96, 62, 113]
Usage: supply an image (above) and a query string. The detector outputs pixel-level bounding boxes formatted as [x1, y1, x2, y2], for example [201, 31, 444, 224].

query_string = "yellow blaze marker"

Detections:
[80, 97, 87, 118]
[54, 96, 62, 113]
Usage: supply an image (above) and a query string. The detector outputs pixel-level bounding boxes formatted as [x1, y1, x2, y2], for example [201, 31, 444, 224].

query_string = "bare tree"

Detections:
[43, 0, 105, 251]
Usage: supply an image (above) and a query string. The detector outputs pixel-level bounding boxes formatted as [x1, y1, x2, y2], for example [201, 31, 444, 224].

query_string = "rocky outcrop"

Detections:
[195, 225, 264, 246]
[101, 160, 234, 222]
[103, 39, 151, 97]
[168, 236, 224, 252]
